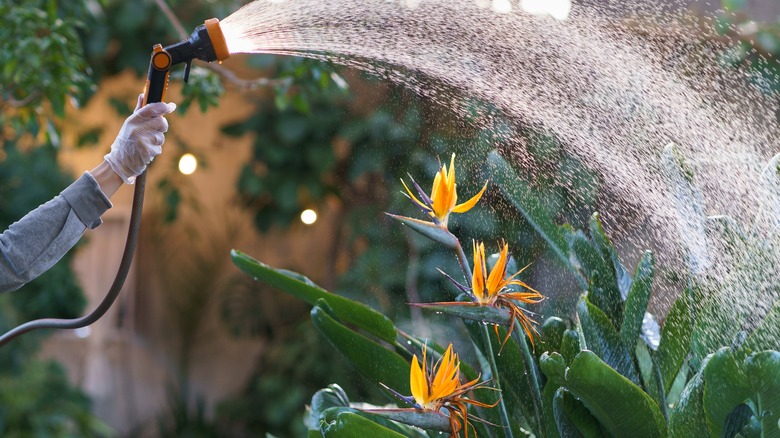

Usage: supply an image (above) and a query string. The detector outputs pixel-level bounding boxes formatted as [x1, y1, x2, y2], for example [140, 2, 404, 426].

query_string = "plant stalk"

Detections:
[481, 325, 515, 438]
[455, 240, 472, 286]
[512, 321, 544, 436]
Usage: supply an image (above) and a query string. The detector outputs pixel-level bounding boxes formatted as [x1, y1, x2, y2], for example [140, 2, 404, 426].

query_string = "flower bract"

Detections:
[408, 343, 496, 437]
[471, 240, 545, 348]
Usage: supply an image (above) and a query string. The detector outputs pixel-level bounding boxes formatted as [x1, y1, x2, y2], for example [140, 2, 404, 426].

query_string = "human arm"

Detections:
[0, 95, 175, 293]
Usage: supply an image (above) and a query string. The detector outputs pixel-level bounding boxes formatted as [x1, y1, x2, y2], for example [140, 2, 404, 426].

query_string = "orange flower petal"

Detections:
[452, 180, 488, 213]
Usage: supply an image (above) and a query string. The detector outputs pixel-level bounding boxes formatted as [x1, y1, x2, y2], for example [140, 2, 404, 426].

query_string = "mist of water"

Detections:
[219, 0, 780, 324]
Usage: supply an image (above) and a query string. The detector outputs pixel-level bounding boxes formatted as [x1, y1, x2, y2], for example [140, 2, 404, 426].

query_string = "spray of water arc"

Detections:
[220, 0, 780, 328]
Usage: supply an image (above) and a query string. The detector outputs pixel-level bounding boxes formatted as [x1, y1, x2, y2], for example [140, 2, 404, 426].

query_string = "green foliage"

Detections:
[0, 0, 94, 137]
[234, 144, 780, 437]
[0, 360, 112, 437]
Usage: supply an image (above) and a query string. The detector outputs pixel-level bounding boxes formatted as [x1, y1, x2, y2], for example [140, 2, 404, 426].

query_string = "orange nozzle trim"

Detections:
[152, 45, 172, 70]
[204, 18, 230, 62]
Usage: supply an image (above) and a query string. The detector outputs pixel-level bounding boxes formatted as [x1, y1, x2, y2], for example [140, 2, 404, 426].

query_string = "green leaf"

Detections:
[669, 354, 711, 437]
[552, 389, 585, 438]
[311, 300, 409, 394]
[553, 388, 606, 438]
[231, 250, 397, 343]
[656, 291, 693, 394]
[540, 352, 567, 386]
[384, 213, 459, 248]
[542, 381, 563, 438]
[541, 317, 567, 353]
[620, 251, 654, 348]
[589, 213, 632, 300]
[743, 351, 780, 437]
[487, 150, 574, 277]
[577, 298, 639, 384]
[567, 229, 622, 324]
[308, 385, 350, 430]
[702, 347, 752, 437]
[560, 329, 581, 365]
[561, 351, 667, 438]
[322, 411, 407, 438]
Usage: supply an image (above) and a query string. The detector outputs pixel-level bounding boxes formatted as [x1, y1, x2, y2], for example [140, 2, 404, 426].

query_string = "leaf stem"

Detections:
[511, 322, 544, 436]
[455, 240, 472, 286]
[481, 325, 514, 438]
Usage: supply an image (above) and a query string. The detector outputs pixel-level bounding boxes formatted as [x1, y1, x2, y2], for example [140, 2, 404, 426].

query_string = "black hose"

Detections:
[0, 170, 147, 347]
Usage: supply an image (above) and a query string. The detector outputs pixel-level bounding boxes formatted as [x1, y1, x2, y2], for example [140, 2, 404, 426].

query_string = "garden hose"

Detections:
[0, 18, 230, 347]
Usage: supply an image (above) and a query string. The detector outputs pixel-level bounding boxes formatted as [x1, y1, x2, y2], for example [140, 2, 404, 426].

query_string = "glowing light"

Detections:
[178, 153, 198, 175]
[520, 0, 571, 20]
[300, 209, 318, 225]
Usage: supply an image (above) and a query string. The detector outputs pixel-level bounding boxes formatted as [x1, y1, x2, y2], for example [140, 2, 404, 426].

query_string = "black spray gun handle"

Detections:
[0, 19, 229, 348]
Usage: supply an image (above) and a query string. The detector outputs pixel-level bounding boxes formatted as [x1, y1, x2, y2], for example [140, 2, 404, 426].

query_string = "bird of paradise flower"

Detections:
[418, 240, 546, 349]
[377, 343, 498, 437]
[401, 153, 487, 228]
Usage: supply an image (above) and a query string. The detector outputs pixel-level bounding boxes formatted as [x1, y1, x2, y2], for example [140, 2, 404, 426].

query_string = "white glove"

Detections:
[105, 94, 177, 184]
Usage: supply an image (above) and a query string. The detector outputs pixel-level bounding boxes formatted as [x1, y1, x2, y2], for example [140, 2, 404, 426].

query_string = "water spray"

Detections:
[0, 19, 230, 347]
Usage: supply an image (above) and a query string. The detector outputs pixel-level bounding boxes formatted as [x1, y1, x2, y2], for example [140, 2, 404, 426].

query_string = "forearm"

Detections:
[0, 173, 112, 292]
[90, 160, 123, 199]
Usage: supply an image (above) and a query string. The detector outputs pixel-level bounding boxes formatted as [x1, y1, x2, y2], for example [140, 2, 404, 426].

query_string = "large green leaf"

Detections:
[310, 300, 409, 394]
[669, 354, 711, 437]
[743, 351, 780, 437]
[577, 298, 639, 384]
[620, 251, 654, 349]
[567, 229, 623, 325]
[656, 290, 694, 394]
[702, 348, 780, 438]
[541, 317, 567, 354]
[702, 348, 752, 437]
[558, 351, 667, 438]
[321, 411, 407, 438]
[307, 384, 351, 431]
[553, 388, 606, 438]
[231, 250, 397, 343]
[589, 213, 633, 300]
[487, 150, 577, 281]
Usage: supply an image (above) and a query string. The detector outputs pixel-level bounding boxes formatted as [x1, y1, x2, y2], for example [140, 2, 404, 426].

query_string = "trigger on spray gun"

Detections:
[183, 61, 193, 83]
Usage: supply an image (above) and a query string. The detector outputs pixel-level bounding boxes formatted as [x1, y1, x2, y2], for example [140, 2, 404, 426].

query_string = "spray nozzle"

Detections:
[143, 18, 230, 105]
[165, 18, 231, 66]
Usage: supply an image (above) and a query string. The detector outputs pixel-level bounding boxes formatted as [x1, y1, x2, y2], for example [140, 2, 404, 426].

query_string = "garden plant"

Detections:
[233, 144, 780, 437]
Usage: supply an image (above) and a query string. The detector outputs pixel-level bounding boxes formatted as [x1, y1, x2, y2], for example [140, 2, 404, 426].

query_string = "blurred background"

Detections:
[1, 0, 779, 436]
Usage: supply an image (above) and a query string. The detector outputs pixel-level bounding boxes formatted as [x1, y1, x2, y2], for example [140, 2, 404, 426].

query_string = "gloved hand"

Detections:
[104, 94, 177, 184]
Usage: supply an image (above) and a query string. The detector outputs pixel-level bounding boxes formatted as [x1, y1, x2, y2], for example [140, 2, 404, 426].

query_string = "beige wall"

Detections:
[38, 69, 342, 436]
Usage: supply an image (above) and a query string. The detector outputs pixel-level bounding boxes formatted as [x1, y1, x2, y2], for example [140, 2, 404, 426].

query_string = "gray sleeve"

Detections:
[0, 172, 112, 292]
